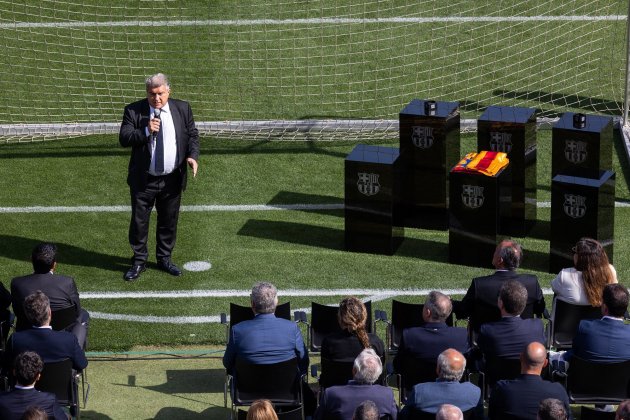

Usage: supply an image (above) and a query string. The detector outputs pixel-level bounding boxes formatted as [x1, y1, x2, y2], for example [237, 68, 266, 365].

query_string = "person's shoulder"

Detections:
[125, 98, 148, 110]
[516, 272, 540, 283]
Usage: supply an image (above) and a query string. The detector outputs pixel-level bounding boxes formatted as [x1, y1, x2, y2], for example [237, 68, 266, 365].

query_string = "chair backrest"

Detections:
[310, 300, 373, 352]
[390, 300, 454, 350]
[319, 358, 354, 389]
[483, 356, 522, 389]
[50, 306, 79, 331]
[230, 302, 291, 327]
[567, 356, 630, 403]
[35, 358, 76, 406]
[233, 358, 301, 405]
[399, 356, 438, 392]
[550, 298, 601, 349]
[580, 406, 617, 420]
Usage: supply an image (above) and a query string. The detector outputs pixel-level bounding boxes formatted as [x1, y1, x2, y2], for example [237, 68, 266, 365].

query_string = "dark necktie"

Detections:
[154, 115, 164, 174]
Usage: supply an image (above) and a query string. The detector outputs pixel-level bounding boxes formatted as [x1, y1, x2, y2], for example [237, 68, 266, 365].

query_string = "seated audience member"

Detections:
[458, 239, 545, 333]
[477, 280, 545, 360]
[246, 399, 278, 420]
[21, 406, 49, 420]
[4, 291, 88, 373]
[0, 351, 68, 420]
[568, 283, 630, 363]
[551, 237, 616, 307]
[222, 282, 314, 414]
[322, 296, 385, 362]
[11, 243, 89, 348]
[537, 398, 568, 420]
[489, 342, 570, 420]
[436, 404, 464, 420]
[617, 400, 630, 420]
[400, 349, 483, 420]
[394, 291, 469, 372]
[353, 400, 380, 420]
[0, 280, 10, 341]
[315, 348, 398, 420]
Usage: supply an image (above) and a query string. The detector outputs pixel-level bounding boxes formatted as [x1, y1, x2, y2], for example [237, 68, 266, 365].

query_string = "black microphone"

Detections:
[151, 108, 162, 141]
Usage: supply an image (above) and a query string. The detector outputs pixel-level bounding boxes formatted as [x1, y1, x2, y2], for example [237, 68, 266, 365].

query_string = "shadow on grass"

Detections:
[154, 407, 230, 420]
[267, 190, 343, 217]
[80, 411, 114, 420]
[493, 89, 621, 116]
[0, 235, 129, 272]
[144, 369, 224, 394]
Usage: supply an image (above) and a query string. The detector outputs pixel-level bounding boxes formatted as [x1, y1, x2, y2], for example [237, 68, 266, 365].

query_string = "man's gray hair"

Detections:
[425, 291, 452, 322]
[538, 398, 567, 420]
[353, 400, 379, 420]
[353, 348, 382, 384]
[498, 240, 523, 270]
[436, 404, 464, 420]
[437, 350, 466, 382]
[250, 282, 278, 314]
[145, 73, 170, 90]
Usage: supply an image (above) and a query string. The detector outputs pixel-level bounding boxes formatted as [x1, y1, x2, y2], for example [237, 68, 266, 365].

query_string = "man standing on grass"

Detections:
[119, 73, 199, 282]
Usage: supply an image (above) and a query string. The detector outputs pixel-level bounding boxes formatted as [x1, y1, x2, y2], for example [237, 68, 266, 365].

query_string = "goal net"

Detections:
[0, 0, 627, 142]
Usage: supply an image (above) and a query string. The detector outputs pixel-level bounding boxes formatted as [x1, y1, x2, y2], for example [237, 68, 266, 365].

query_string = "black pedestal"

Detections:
[549, 170, 615, 273]
[345, 144, 403, 255]
[399, 99, 460, 229]
[449, 165, 512, 268]
[478, 106, 536, 236]
[551, 113, 613, 178]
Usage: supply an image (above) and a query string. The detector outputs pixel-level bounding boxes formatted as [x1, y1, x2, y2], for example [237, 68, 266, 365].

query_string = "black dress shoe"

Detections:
[124, 264, 146, 281]
[157, 259, 182, 276]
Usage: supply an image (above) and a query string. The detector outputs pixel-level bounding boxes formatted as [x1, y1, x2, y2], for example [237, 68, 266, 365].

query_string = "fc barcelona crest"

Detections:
[489, 132, 512, 154]
[564, 140, 588, 164]
[411, 126, 434, 149]
[357, 172, 380, 196]
[462, 185, 484, 209]
[563, 194, 586, 219]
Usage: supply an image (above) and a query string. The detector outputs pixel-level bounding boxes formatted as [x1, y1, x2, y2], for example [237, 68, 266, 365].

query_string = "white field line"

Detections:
[85, 288, 555, 324]
[0, 16, 625, 30]
[1, 201, 630, 214]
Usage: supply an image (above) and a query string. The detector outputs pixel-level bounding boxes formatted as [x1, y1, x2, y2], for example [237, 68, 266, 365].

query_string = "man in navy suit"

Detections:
[119, 73, 200, 281]
[0, 351, 68, 420]
[4, 291, 87, 373]
[394, 291, 469, 373]
[315, 348, 398, 420]
[400, 348, 483, 419]
[457, 240, 545, 333]
[570, 283, 630, 363]
[477, 280, 546, 361]
[489, 342, 571, 419]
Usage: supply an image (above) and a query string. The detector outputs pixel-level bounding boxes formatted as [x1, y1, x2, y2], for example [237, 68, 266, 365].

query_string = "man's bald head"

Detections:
[521, 342, 547, 374]
[437, 348, 466, 382]
[436, 404, 464, 420]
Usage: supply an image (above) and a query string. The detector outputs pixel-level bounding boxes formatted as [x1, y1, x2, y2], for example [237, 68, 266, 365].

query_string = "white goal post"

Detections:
[0, 1, 628, 142]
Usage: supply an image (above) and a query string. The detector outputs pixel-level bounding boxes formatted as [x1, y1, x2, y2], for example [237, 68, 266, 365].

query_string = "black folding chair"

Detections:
[226, 358, 304, 420]
[35, 358, 80, 419]
[221, 302, 291, 343]
[547, 297, 601, 350]
[50, 306, 79, 331]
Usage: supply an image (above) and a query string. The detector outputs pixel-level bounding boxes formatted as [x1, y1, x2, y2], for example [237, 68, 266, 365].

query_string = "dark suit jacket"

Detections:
[478, 316, 546, 359]
[459, 270, 546, 332]
[321, 330, 385, 362]
[314, 381, 398, 420]
[11, 272, 81, 331]
[489, 374, 571, 420]
[399, 380, 483, 420]
[119, 98, 200, 192]
[0, 387, 67, 420]
[393, 322, 470, 372]
[222, 313, 309, 375]
[5, 328, 88, 372]
[571, 317, 630, 363]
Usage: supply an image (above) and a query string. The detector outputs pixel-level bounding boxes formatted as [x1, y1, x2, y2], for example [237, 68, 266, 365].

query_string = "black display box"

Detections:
[551, 113, 613, 179]
[478, 106, 537, 236]
[399, 99, 460, 229]
[549, 170, 615, 273]
[448, 164, 512, 268]
[345, 144, 404, 255]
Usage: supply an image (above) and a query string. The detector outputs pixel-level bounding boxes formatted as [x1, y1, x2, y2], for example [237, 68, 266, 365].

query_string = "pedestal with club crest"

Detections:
[345, 144, 404, 255]
[551, 113, 613, 178]
[549, 170, 615, 273]
[399, 99, 460, 229]
[478, 106, 537, 236]
[448, 164, 512, 268]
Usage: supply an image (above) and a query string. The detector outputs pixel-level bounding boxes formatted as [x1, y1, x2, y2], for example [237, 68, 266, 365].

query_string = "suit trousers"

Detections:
[129, 171, 182, 265]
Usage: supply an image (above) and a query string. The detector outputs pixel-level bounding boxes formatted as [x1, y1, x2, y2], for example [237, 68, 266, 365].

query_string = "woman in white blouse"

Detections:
[551, 237, 617, 307]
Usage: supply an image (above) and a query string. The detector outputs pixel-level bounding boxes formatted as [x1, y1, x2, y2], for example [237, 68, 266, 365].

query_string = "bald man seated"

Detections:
[436, 404, 464, 420]
[399, 348, 483, 419]
[488, 342, 571, 419]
